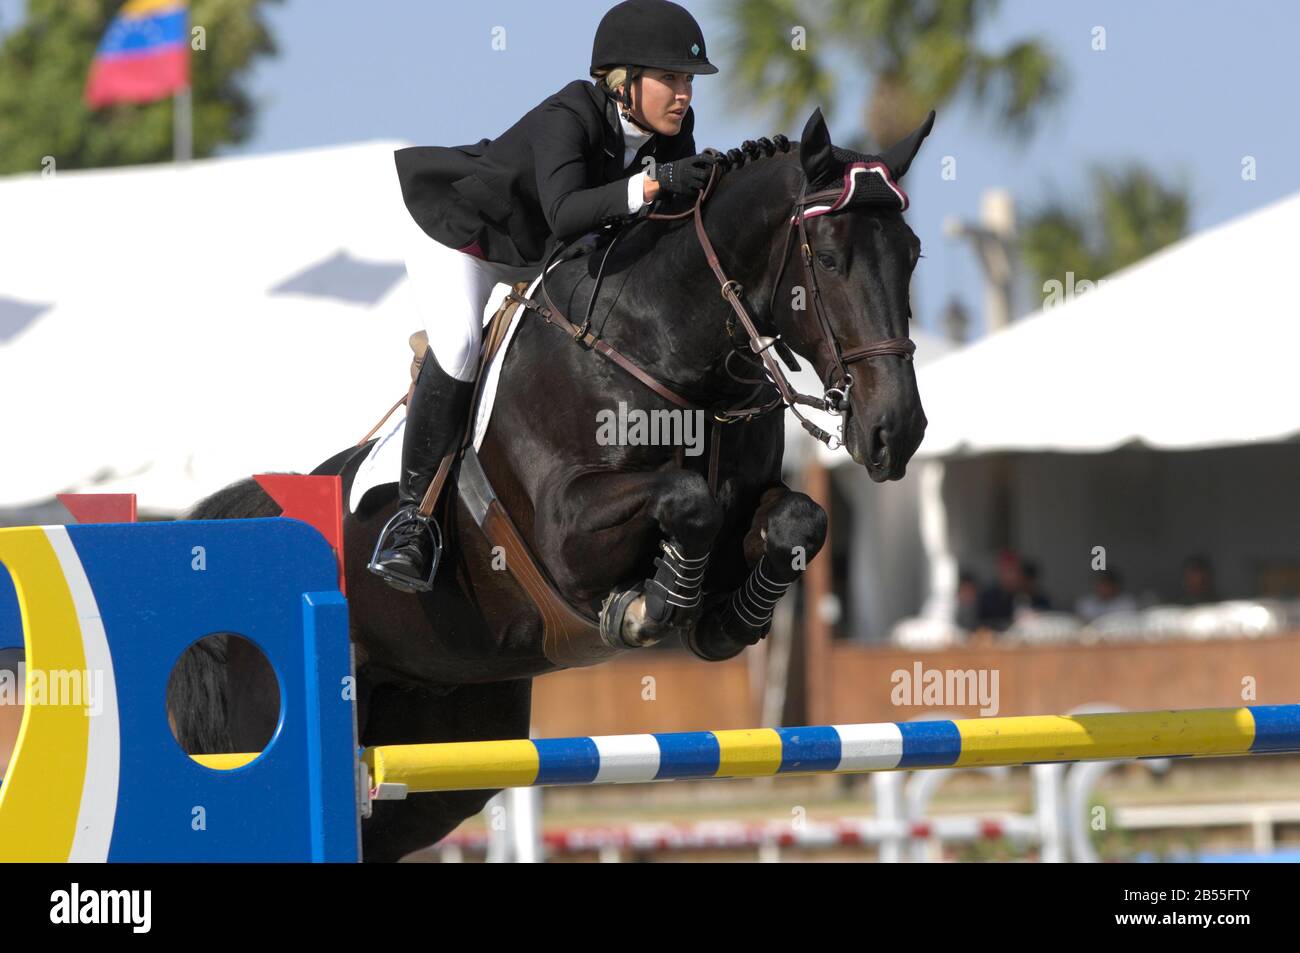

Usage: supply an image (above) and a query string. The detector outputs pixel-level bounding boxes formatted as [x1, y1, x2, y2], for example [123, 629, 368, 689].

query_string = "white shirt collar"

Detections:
[619, 109, 655, 168]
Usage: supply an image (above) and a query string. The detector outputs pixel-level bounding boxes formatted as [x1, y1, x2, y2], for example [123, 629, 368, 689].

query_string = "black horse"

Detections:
[171, 107, 934, 861]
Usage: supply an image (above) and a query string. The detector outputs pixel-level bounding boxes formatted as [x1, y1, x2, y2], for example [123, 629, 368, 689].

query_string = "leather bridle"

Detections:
[507, 144, 917, 468]
[678, 159, 917, 448]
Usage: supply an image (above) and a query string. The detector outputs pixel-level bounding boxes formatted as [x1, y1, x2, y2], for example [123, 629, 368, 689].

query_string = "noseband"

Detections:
[512, 144, 917, 453]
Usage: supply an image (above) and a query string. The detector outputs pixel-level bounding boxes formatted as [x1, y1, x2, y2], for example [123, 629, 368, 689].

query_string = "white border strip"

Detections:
[46, 527, 120, 862]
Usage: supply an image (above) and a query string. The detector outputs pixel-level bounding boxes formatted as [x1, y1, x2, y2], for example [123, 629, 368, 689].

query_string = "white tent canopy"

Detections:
[0, 140, 440, 512]
[915, 189, 1300, 457]
[894, 189, 1300, 644]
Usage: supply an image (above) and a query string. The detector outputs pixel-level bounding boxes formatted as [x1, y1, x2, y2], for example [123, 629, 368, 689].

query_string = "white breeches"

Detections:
[401, 216, 541, 382]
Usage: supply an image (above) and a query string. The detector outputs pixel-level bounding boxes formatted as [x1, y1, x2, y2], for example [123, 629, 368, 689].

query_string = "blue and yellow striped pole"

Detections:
[363, 705, 1300, 795]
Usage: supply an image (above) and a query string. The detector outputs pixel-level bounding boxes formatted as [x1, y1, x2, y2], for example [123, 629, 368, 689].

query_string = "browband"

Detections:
[794, 161, 909, 223]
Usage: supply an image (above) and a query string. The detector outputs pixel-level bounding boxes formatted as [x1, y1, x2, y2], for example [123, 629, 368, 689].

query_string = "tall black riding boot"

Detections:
[368, 350, 475, 593]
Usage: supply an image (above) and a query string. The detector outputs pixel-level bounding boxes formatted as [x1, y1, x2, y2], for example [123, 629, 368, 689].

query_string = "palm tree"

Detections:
[722, 0, 1063, 151]
[1020, 164, 1190, 296]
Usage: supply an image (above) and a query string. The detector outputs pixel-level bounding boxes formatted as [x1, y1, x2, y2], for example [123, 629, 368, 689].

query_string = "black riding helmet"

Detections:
[590, 0, 718, 122]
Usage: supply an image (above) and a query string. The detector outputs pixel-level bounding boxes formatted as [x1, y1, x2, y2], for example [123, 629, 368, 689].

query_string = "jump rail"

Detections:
[362, 706, 1300, 797]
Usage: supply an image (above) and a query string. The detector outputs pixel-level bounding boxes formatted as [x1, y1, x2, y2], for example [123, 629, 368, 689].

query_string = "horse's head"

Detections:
[773, 108, 935, 481]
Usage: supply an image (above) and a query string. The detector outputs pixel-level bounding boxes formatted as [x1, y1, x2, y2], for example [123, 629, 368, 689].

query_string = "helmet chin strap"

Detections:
[619, 65, 660, 135]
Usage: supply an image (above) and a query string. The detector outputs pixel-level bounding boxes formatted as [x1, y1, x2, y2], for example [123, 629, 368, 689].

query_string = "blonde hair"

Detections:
[597, 65, 642, 94]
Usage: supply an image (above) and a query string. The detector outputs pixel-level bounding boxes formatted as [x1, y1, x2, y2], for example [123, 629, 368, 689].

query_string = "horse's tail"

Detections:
[167, 446, 367, 754]
[168, 476, 283, 754]
[182, 476, 282, 521]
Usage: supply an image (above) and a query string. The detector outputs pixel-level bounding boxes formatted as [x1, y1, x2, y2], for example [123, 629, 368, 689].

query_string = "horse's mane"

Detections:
[652, 133, 874, 219]
[706, 134, 872, 182]
[708, 134, 796, 176]
[641, 133, 799, 226]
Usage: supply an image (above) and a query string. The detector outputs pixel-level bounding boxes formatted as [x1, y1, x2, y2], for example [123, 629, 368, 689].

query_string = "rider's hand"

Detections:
[654, 152, 719, 196]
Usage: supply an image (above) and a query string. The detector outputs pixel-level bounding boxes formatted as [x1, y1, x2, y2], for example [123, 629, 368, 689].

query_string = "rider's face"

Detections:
[621, 67, 693, 135]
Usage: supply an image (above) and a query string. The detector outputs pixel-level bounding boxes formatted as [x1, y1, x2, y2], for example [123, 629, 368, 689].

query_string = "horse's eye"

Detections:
[816, 252, 838, 271]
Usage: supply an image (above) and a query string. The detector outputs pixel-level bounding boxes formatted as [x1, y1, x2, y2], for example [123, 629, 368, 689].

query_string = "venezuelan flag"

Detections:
[84, 0, 190, 109]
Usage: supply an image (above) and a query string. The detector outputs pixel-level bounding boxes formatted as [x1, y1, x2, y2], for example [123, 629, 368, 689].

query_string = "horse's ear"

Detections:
[878, 110, 935, 182]
[798, 107, 835, 188]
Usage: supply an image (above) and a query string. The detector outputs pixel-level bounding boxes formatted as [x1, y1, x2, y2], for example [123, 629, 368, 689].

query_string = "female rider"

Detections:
[372, 0, 721, 592]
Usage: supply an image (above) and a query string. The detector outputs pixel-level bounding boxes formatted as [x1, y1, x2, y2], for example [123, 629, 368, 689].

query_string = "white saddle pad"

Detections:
[348, 268, 546, 514]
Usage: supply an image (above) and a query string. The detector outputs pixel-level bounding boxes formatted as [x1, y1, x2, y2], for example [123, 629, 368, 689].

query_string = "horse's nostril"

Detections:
[869, 426, 890, 466]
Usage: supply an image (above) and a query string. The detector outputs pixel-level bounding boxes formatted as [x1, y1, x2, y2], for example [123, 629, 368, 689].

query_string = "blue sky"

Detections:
[3, 0, 1298, 339]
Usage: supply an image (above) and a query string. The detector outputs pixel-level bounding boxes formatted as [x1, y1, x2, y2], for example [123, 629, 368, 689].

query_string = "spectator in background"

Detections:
[1076, 568, 1138, 623]
[1017, 560, 1053, 613]
[1179, 554, 1218, 605]
[976, 550, 1022, 631]
[956, 569, 981, 631]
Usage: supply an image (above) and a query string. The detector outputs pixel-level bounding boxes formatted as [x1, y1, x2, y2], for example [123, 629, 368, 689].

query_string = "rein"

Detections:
[506, 144, 917, 472]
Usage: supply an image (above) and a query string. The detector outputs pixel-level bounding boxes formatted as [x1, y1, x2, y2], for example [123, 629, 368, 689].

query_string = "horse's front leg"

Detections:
[687, 484, 828, 661]
[537, 468, 724, 649]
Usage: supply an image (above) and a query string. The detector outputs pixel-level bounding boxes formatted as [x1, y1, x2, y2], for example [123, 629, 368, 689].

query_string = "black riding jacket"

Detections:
[394, 79, 697, 268]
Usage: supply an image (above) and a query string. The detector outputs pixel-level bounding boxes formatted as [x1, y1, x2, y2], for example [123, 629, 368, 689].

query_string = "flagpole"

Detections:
[173, 86, 192, 163]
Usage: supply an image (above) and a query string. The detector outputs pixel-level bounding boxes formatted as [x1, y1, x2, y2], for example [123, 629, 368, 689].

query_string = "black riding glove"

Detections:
[654, 152, 719, 196]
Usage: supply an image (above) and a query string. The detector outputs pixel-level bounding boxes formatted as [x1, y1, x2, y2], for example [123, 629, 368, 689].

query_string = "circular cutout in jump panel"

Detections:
[166, 632, 280, 770]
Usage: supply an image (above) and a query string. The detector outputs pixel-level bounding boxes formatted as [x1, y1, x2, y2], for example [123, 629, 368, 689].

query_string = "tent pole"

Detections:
[173, 86, 192, 163]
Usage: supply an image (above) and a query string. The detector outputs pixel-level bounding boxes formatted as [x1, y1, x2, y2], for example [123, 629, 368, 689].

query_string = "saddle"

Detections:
[358, 281, 615, 669]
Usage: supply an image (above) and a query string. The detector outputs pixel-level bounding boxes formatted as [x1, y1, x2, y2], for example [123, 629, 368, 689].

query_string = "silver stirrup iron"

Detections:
[367, 509, 443, 593]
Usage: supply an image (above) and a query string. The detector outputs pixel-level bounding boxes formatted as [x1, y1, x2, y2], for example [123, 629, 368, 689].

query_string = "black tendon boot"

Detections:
[368, 351, 475, 592]
[686, 553, 793, 661]
[643, 540, 710, 623]
[727, 553, 793, 638]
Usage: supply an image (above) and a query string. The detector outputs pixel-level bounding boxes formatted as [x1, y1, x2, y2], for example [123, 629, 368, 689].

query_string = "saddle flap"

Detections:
[456, 447, 609, 668]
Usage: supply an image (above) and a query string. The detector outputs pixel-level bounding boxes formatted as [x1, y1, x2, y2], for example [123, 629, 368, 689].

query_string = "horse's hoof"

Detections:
[685, 603, 765, 662]
[600, 585, 667, 649]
